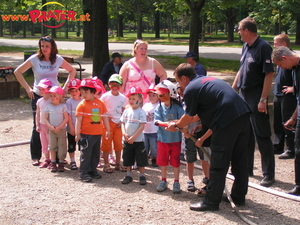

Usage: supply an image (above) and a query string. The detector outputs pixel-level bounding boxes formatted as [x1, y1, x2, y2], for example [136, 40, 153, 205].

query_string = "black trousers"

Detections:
[204, 114, 250, 206]
[273, 94, 296, 152]
[294, 120, 300, 185]
[30, 93, 42, 160]
[240, 88, 275, 177]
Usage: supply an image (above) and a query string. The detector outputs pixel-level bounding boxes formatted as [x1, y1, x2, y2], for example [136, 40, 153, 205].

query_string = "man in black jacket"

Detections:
[99, 52, 123, 89]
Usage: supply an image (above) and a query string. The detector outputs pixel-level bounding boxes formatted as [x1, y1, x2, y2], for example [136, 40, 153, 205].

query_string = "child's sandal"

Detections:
[115, 164, 127, 172]
[108, 155, 116, 166]
[103, 164, 114, 173]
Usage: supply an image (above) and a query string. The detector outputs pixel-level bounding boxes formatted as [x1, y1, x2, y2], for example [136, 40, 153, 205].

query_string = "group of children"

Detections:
[34, 74, 211, 195]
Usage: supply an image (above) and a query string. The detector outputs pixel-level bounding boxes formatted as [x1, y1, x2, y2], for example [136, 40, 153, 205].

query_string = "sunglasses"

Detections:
[40, 37, 52, 42]
[236, 28, 244, 32]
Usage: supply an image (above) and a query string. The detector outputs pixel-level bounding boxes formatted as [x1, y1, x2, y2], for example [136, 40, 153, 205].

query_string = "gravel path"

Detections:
[0, 98, 300, 225]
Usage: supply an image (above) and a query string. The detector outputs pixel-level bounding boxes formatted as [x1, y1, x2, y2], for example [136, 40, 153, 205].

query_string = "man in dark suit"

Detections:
[99, 52, 123, 89]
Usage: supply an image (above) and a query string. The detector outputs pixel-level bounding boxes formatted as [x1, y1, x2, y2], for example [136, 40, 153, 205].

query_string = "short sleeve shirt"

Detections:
[76, 98, 107, 135]
[44, 103, 68, 128]
[154, 103, 185, 143]
[29, 54, 64, 95]
[120, 107, 146, 142]
[184, 76, 251, 131]
[195, 63, 207, 76]
[237, 36, 274, 89]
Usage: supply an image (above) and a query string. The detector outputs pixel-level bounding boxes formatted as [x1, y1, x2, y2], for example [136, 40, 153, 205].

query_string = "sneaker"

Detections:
[139, 176, 147, 185]
[156, 180, 167, 192]
[39, 160, 51, 168]
[187, 180, 196, 192]
[173, 181, 181, 194]
[79, 173, 92, 182]
[180, 153, 186, 161]
[70, 162, 78, 170]
[58, 163, 64, 172]
[278, 150, 295, 159]
[122, 176, 133, 184]
[202, 177, 209, 185]
[88, 172, 102, 179]
[50, 162, 57, 172]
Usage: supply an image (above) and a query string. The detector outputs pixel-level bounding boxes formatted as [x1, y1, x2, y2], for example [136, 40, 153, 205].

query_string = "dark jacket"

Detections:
[98, 60, 123, 85]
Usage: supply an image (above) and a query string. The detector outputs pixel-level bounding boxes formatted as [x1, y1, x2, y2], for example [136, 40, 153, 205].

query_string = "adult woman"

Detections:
[119, 39, 167, 96]
[14, 36, 76, 166]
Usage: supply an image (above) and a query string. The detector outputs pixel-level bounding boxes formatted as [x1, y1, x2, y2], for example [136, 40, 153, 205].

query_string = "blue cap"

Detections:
[183, 51, 196, 58]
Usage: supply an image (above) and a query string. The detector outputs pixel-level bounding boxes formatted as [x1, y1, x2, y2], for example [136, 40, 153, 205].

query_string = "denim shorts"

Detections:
[144, 133, 157, 158]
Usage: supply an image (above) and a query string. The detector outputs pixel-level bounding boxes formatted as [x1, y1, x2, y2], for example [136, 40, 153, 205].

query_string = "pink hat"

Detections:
[48, 86, 64, 96]
[37, 78, 52, 89]
[68, 78, 81, 89]
[126, 86, 146, 99]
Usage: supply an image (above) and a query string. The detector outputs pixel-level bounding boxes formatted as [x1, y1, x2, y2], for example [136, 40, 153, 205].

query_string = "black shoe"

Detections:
[222, 195, 245, 206]
[260, 176, 275, 187]
[79, 173, 92, 182]
[122, 176, 133, 184]
[273, 146, 283, 155]
[180, 153, 186, 161]
[139, 176, 147, 185]
[278, 150, 295, 159]
[88, 172, 102, 179]
[151, 158, 158, 167]
[287, 185, 300, 196]
[190, 201, 219, 211]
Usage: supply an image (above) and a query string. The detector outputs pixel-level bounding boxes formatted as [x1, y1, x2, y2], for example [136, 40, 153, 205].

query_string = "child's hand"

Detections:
[127, 136, 135, 144]
[195, 138, 204, 148]
[53, 127, 61, 134]
[184, 133, 190, 138]
[36, 126, 40, 133]
[106, 130, 110, 140]
[75, 134, 80, 142]
[123, 133, 130, 142]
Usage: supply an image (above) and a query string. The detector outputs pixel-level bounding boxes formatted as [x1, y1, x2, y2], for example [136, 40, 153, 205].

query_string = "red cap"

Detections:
[126, 86, 146, 99]
[80, 78, 102, 93]
[154, 87, 169, 96]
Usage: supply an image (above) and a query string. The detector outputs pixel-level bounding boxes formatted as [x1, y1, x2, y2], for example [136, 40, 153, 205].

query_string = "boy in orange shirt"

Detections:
[75, 79, 110, 182]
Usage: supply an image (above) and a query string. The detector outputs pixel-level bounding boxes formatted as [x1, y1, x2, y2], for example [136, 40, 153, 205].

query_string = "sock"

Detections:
[140, 172, 145, 177]
[51, 160, 56, 163]
[59, 161, 64, 164]
[70, 157, 75, 162]
[162, 178, 167, 181]
[126, 171, 132, 177]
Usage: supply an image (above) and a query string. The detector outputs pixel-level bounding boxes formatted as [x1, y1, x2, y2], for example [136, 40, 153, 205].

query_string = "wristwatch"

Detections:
[259, 98, 267, 103]
[174, 123, 180, 130]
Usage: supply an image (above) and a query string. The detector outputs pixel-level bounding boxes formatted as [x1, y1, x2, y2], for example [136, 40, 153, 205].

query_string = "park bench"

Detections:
[62, 57, 85, 80]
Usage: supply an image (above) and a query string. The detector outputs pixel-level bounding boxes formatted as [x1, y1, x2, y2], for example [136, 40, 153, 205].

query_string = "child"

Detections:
[154, 80, 185, 193]
[142, 84, 159, 167]
[120, 86, 148, 185]
[66, 78, 82, 170]
[100, 74, 127, 173]
[36, 78, 52, 168]
[75, 79, 110, 182]
[45, 86, 69, 172]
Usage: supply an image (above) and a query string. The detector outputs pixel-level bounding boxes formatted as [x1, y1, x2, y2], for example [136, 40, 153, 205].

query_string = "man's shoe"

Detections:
[88, 172, 102, 179]
[122, 176, 133, 184]
[273, 145, 283, 155]
[139, 176, 147, 185]
[278, 150, 295, 159]
[190, 201, 219, 211]
[287, 185, 300, 196]
[79, 173, 92, 182]
[260, 176, 275, 187]
[173, 181, 181, 194]
[156, 180, 167, 192]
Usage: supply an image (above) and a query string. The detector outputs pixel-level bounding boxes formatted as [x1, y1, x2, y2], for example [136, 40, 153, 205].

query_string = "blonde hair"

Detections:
[132, 39, 149, 56]
[274, 34, 290, 47]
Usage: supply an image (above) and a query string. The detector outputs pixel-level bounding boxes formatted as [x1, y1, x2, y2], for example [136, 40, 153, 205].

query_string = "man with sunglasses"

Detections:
[232, 17, 275, 187]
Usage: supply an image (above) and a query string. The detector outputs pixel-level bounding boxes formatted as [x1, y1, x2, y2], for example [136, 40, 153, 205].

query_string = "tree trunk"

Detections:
[23, 21, 26, 38]
[154, 11, 160, 38]
[51, 20, 57, 38]
[136, 0, 142, 39]
[0, 16, 3, 37]
[189, 7, 201, 60]
[117, 15, 123, 37]
[83, 0, 93, 58]
[92, 0, 109, 76]
[296, 17, 300, 45]
[227, 17, 235, 42]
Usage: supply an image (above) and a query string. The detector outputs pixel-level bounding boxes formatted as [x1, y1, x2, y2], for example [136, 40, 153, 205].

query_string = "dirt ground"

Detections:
[1, 96, 300, 225]
[0, 52, 300, 224]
